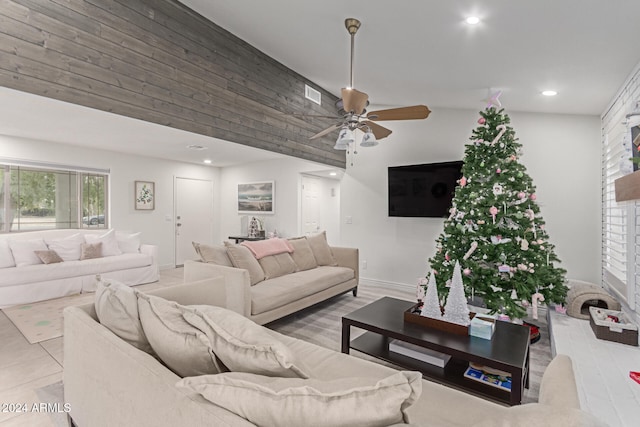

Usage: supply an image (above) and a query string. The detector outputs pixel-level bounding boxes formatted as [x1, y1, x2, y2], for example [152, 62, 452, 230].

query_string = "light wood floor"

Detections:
[0, 268, 185, 426]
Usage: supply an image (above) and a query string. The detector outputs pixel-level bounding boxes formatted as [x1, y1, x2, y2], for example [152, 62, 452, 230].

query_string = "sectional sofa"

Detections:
[64, 279, 607, 427]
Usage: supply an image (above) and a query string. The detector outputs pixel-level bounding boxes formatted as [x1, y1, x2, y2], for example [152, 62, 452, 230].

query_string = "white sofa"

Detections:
[0, 229, 158, 308]
[64, 280, 608, 427]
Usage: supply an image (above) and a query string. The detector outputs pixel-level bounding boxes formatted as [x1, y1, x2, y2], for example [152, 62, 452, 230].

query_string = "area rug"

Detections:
[268, 285, 551, 404]
[2, 292, 93, 344]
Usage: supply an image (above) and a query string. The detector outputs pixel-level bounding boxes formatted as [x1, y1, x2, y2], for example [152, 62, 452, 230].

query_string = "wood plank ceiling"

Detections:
[0, 0, 345, 167]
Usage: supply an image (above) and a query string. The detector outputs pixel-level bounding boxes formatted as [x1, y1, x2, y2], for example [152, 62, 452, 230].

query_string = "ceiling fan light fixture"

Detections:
[334, 127, 354, 150]
[360, 129, 378, 147]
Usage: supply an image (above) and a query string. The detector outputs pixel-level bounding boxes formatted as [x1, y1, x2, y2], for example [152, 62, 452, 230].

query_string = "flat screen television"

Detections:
[388, 161, 463, 218]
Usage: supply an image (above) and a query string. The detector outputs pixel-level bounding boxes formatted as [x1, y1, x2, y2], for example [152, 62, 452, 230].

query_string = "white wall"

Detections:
[340, 107, 601, 289]
[0, 135, 220, 269]
[218, 157, 339, 242]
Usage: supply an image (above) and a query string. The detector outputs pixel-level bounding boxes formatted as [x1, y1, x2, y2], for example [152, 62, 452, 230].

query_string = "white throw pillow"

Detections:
[84, 229, 122, 257]
[94, 277, 153, 354]
[0, 240, 15, 268]
[137, 293, 226, 377]
[46, 233, 83, 261]
[8, 239, 48, 267]
[177, 371, 422, 427]
[116, 232, 142, 254]
[181, 305, 309, 378]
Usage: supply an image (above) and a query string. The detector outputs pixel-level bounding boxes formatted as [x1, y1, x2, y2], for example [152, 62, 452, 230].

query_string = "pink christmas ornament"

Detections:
[518, 192, 526, 199]
[530, 193, 537, 200]
[478, 117, 486, 125]
[510, 155, 517, 161]
[489, 206, 498, 223]
[459, 177, 467, 187]
[496, 168, 502, 174]
[463, 268, 471, 276]
[445, 253, 451, 261]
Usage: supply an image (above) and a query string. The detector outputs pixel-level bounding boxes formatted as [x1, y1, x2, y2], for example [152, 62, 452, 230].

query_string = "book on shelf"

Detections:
[463, 364, 512, 392]
[388, 339, 452, 368]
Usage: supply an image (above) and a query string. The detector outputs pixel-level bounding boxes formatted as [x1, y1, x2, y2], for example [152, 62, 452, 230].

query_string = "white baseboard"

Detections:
[359, 277, 414, 292]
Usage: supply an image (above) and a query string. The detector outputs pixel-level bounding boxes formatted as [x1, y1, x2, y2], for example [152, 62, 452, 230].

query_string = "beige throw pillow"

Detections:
[94, 277, 153, 354]
[193, 242, 233, 266]
[137, 294, 225, 377]
[306, 231, 337, 266]
[258, 253, 297, 279]
[80, 242, 102, 260]
[182, 305, 309, 378]
[34, 250, 64, 265]
[84, 229, 122, 257]
[224, 242, 265, 285]
[177, 371, 422, 427]
[287, 237, 318, 271]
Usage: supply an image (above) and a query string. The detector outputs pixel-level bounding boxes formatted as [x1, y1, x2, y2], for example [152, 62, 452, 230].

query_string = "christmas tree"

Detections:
[429, 99, 567, 319]
[442, 261, 471, 326]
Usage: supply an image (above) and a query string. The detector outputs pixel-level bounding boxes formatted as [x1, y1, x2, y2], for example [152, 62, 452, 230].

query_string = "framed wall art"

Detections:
[135, 181, 155, 210]
[238, 181, 274, 214]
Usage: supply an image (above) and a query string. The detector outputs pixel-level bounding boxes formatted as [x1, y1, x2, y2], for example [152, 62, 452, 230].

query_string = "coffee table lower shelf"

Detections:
[351, 332, 512, 405]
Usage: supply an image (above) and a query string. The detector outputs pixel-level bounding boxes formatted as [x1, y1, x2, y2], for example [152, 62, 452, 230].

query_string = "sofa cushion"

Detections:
[470, 403, 609, 427]
[0, 240, 15, 269]
[177, 371, 421, 427]
[80, 242, 102, 260]
[182, 305, 309, 378]
[306, 231, 337, 266]
[116, 232, 141, 254]
[46, 233, 83, 261]
[34, 250, 64, 265]
[9, 238, 48, 267]
[224, 242, 265, 285]
[95, 277, 154, 354]
[251, 266, 355, 315]
[288, 237, 317, 271]
[137, 293, 225, 377]
[258, 253, 297, 280]
[192, 242, 233, 267]
[0, 252, 154, 287]
[85, 229, 122, 257]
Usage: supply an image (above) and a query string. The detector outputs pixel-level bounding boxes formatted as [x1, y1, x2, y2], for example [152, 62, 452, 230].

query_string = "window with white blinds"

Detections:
[601, 67, 640, 312]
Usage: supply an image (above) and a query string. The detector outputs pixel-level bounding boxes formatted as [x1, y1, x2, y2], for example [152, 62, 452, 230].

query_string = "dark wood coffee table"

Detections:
[341, 297, 530, 405]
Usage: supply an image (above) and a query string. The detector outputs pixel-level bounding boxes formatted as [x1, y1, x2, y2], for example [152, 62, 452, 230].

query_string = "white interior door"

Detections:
[301, 175, 321, 235]
[175, 177, 213, 266]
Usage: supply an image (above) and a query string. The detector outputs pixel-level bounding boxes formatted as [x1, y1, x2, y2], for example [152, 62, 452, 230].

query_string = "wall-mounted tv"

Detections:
[388, 161, 463, 218]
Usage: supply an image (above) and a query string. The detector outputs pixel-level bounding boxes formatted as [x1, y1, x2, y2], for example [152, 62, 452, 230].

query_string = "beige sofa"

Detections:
[184, 236, 358, 325]
[64, 279, 607, 427]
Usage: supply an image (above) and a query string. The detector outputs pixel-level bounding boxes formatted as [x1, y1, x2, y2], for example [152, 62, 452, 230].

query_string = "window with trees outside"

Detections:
[0, 164, 109, 232]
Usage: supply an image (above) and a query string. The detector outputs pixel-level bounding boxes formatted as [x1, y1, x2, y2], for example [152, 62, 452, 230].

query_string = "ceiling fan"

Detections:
[296, 18, 431, 149]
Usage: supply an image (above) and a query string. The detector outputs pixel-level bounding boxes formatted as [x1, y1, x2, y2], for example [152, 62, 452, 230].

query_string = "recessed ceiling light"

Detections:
[187, 144, 208, 150]
[465, 16, 480, 25]
[329, 172, 337, 176]
[541, 90, 558, 97]
[203, 159, 212, 164]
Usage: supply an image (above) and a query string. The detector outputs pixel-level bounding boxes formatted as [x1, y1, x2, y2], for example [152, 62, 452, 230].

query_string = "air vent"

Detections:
[305, 85, 322, 105]
[187, 144, 207, 150]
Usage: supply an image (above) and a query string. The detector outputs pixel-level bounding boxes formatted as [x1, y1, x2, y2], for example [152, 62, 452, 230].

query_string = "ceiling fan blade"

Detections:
[367, 105, 431, 121]
[362, 121, 392, 140]
[341, 88, 369, 115]
[309, 123, 342, 140]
